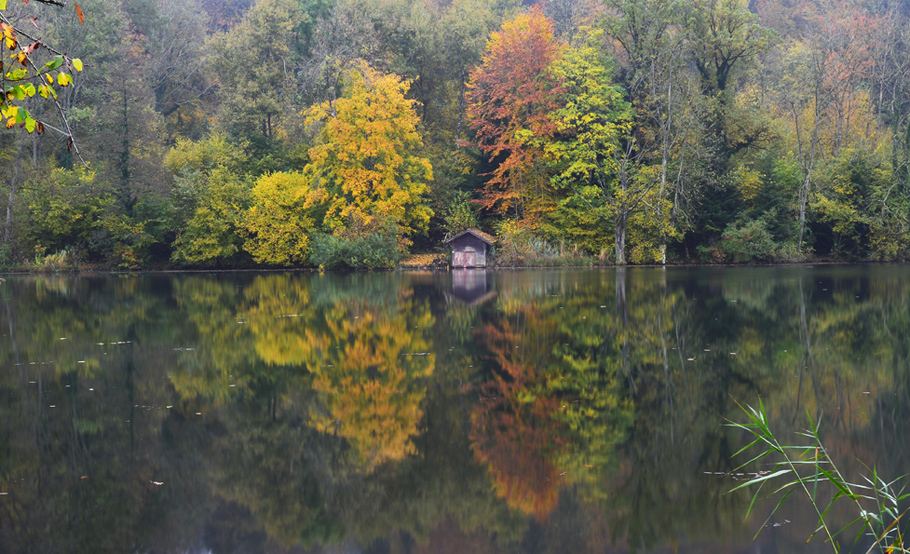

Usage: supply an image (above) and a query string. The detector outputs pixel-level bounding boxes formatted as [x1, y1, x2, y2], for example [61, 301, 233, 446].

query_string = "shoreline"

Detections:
[2, 259, 907, 276]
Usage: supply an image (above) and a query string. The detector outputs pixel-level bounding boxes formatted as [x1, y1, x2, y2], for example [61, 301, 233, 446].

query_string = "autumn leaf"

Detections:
[74, 3, 84, 24]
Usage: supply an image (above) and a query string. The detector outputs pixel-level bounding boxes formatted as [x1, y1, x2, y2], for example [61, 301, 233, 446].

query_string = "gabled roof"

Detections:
[444, 228, 496, 245]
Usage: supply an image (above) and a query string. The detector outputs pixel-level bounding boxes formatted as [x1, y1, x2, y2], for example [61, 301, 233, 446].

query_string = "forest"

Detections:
[2, 0, 910, 269]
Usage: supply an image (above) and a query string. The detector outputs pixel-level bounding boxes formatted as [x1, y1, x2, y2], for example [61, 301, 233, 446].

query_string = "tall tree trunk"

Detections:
[615, 152, 630, 265]
[4, 138, 26, 245]
[456, 69, 467, 144]
[615, 210, 627, 265]
[658, 79, 672, 265]
[798, 122, 820, 252]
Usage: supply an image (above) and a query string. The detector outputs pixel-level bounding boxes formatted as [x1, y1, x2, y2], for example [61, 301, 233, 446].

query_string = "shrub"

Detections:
[32, 249, 75, 272]
[23, 167, 113, 258]
[492, 220, 594, 266]
[443, 190, 479, 236]
[719, 217, 778, 263]
[310, 232, 400, 270]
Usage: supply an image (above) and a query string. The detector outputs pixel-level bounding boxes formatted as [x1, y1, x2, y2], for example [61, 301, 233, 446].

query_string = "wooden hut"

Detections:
[445, 229, 495, 268]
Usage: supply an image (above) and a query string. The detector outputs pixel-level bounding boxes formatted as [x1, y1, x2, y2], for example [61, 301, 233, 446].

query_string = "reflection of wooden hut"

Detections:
[445, 229, 495, 268]
[448, 269, 496, 306]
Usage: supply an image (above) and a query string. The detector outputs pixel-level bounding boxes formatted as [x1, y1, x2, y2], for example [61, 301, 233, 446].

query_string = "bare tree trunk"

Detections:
[614, 210, 627, 266]
[658, 79, 672, 265]
[798, 120, 820, 252]
[615, 150, 630, 265]
[4, 137, 27, 245]
[456, 69, 467, 144]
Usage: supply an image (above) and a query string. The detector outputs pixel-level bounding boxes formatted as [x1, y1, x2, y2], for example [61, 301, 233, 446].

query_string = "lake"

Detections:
[1, 266, 908, 553]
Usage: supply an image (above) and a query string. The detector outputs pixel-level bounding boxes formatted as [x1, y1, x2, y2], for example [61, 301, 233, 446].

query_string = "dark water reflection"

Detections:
[1, 266, 908, 553]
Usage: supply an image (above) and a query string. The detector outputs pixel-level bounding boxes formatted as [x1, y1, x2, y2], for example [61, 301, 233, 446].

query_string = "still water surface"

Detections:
[1, 266, 908, 553]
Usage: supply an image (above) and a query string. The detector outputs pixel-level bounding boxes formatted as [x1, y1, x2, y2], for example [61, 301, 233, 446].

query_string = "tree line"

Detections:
[2, 0, 909, 269]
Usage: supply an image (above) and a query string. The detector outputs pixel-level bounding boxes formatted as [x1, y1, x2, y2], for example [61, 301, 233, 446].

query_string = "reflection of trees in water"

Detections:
[2, 268, 910, 553]
[609, 267, 910, 550]
[0, 276, 191, 553]
[470, 275, 635, 521]
[470, 312, 567, 519]
[305, 299, 435, 470]
[474, 267, 910, 548]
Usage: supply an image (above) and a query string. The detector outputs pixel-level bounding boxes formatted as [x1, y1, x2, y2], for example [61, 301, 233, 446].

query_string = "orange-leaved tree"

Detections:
[465, 8, 564, 228]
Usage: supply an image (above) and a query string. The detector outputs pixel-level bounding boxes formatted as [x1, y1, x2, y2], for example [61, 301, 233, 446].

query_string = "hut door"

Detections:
[465, 251, 476, 267]
[453, 251, 465, 267]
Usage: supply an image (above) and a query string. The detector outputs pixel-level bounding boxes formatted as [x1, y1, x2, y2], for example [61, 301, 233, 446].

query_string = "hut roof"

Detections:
[444, 228, 496, 245]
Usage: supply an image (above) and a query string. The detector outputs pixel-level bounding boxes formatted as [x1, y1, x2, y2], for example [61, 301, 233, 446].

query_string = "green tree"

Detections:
[210, 0, 304, 157]
[544, 32, 635, 262]
[23, 166, 112, 257]
[678, 0, 775, 250]
[602, 0, 695, 263]
[166, 134, 252, 265]
[171, 168, 251, 265]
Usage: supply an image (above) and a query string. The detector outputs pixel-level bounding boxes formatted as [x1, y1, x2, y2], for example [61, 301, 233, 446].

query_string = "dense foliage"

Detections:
[2, 0, 910, 268]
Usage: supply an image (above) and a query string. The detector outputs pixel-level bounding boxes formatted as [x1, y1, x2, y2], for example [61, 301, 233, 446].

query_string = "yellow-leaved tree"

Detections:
[244, 171, 326, 266]
[306, 62, 433, 239]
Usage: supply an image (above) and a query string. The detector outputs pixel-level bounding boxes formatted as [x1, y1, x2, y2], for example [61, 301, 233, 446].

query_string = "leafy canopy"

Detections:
[466, 8, 564, 224]
[306, 61, 433, 238]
